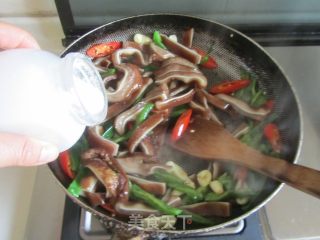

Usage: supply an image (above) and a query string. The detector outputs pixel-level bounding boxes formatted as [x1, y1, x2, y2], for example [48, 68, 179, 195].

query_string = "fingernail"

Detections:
[39, 143, 59, 163]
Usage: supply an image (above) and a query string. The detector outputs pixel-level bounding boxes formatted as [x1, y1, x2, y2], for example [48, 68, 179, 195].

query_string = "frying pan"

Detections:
[48, 14, 301, 238]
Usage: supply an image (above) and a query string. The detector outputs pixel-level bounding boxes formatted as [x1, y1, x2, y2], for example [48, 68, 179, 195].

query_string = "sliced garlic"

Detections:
[197, 170, 212, 187]
[169, 35, 178, 42]
[133, 33, 152, 45]
[209, 180, 224, 195]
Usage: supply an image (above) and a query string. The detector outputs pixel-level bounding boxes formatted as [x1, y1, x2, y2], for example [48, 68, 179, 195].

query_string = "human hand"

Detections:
[0, 22, 40, 49]
[0, 22, 59, 167]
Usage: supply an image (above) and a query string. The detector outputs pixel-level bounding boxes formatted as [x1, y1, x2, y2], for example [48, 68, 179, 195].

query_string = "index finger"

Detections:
[0, 22, 40, 50]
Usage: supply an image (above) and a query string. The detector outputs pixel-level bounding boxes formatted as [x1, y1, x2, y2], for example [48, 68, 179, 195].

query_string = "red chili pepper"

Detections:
[127, 122, 134, 130]
[101, 203, 116, 214]
[210, 79, 250, 94]
[86, 41, 122, 58]
[264, 99, 275, 110]
[171, 109, 192, 142]
[264, 123, 281, 153]
[59, 151, 75, 179]
[194, 48, 218, 69]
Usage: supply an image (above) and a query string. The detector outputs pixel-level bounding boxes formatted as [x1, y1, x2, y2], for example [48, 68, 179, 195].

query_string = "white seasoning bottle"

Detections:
[0, 49, 108, 151]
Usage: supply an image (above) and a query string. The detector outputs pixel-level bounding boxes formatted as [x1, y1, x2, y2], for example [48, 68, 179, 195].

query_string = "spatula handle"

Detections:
[220, 133, 320, 199]
[245, 152, 320, 198]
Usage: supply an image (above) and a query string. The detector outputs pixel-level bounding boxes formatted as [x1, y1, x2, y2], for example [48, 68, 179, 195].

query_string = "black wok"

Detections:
[48, 14, 301, 238]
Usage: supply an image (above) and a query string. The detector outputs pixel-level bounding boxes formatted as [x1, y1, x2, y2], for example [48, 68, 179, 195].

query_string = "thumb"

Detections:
[0, 133, 59, 167]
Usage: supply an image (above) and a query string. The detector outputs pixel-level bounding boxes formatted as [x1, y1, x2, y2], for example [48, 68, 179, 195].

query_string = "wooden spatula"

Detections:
[172, 117, 320, 199]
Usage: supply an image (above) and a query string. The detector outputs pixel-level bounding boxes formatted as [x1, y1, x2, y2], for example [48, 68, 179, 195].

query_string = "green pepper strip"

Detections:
[234, 70, 268, 108]
[131, 184, 215, 225]
[153, 170, 203, 201]
[170, 105, 188, 118]
[182, 210, 216, 226]
[235, 71, 257, 102]
[70, 152, 79, 172]
[136, 103, 154, 124]
[130, 184, 182, 216]
[153, 31, 166, 49]
[112, 103, 155, 143]
[200, 55, 209, 64]
[100, 68, 116, 78]
[133, 83, 155, 105]
[69, 136, 89, 172]
[240, 113, 278, 148]
[143, 64, 159, 72]
[182, 186, 208, 205]
[205, 170, 258, 202]
[200, 44, 215, 64]
[67, 167, 90, 198]
[217, 173, 235, 191]
[102, 124, 114, 140]
[205, 191, 231, 202]
[251, 90, 268, 108]
[112, 131, 132, 143]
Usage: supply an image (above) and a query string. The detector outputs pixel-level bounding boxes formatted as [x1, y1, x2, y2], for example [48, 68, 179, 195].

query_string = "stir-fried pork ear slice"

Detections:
[189, 101, 209, 118]
[93, 56, 112, 72]
[181, 202, 231, 217]
[154, 63, 200, 79]
[205, 107, 222, 125]
[161, 56, 198, 68]
[112, 47, 149, 66]
[122, 41, 143, 50]
[128, 175, 166, 196]
[232, 123, 250, 138]
[106, 63, 143, 103]
[128, 113, 165, 153]
[144, 84, 169, 102]
[160, 34, 202, 64]
[155, 89, 195, 111]
[86, 127, 119, 156]
[182, 28, 194, 48]
[116, 155, 171, 177]
[215, 93, 270, 121]
[155, 57, 207, 88]
[106, 77, 153, 121]
[115, 152, 157, 163]
[115, 201, 159, 217]
[82, 158, 119, 199]
[211, 161, 223, 180]
[156, 57, 200, 77]
[85, 192, 105, 207]
[189, 100, 222, 125]
[197, 89, 229, 111]
[148, 122, 168, 155]
[139, 137, 155, 156]
[169, 84, 190, 97]
[161, 190, 183, 207]
[148, 42, 175, 61]
[80, 174, 98, 194]
[114, 102, 146, 135]
[166, 196, 182, 207]
[155, 71, 207, 88]
[194, 89, 222, 125]
[81, 148, 129, 201]
[102, 74, 118, 86]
